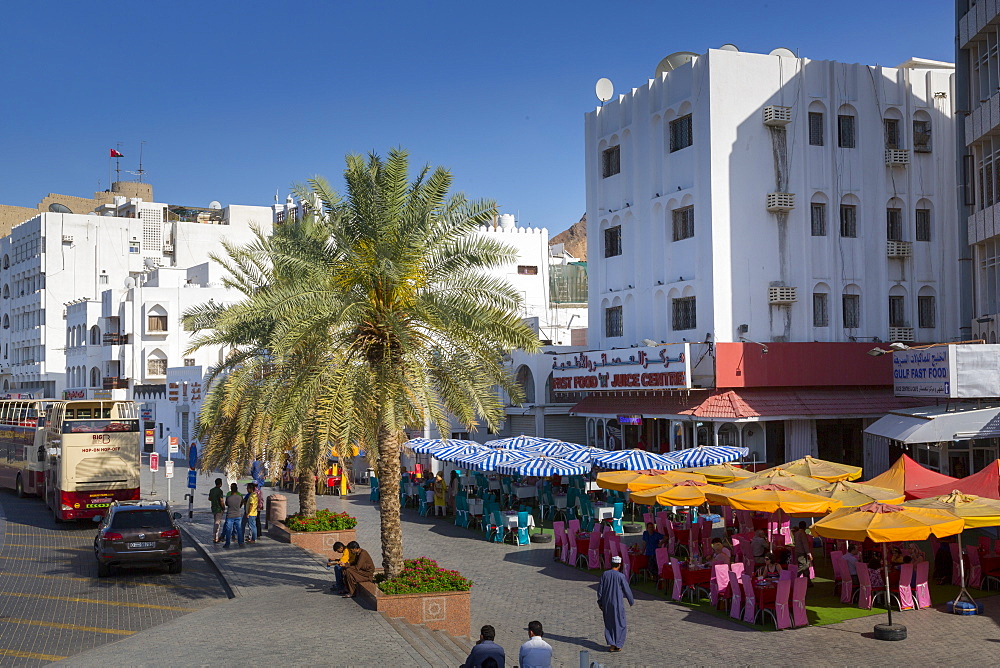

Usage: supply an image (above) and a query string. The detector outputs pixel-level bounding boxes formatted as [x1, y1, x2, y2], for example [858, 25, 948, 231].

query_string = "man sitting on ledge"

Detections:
[342, 540, 375, 598]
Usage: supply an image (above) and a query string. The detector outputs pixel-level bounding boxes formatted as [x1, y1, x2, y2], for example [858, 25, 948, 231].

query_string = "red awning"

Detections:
[569, 387, 928, 420]
[907, 459, 1000, 500]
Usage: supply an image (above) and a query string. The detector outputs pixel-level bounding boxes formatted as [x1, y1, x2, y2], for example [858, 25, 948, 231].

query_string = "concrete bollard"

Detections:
[268, 494, 287, 524]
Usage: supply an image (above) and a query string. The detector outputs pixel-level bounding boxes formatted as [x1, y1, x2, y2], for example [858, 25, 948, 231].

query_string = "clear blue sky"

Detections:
[0, 1, 953, 235]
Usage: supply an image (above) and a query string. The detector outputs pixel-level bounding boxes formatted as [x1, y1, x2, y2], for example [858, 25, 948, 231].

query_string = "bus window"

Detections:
[75, 409, 92, 419]
[102, 408, 111, 419]
[65, 409, 75, 419]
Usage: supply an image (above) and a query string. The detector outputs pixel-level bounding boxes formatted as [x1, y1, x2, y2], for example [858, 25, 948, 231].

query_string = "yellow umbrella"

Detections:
[760, 455, 862, 482]
[678, 463, 753, 485]
[904, 490, 1000, 529]
[706, 484, 842, 515]
[629, 479, 732, 507]
[726, 468, 828, 493]
[813, 480, 906, 508]
[596, 469, 706, 493]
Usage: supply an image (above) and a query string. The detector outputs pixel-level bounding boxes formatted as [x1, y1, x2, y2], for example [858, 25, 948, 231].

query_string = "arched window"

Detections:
[913, 110, 932, 153]
[146, 305, 168, 333]
[886, 197, 905, 241]
[839, 194, 860, 238]
[90, 367, 101, 388]
[810, 192, 829, 237]
[888, 285, 908, 328]
[515, 365, 536, 404]
[837, 104, 857, 149]
[146, 349, 168, 377]
[883, 107, 903, 149]
[812, 283, 831, 328]
[842, 284, 862, 330]
[89, 325, 101, 346]
[918, 286, 937, 330]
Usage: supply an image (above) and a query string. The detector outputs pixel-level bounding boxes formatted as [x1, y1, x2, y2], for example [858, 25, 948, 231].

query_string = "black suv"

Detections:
[93, 500, 183, 577]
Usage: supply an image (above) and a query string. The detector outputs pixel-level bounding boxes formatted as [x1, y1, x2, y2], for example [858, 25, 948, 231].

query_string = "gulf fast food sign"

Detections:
[551, 344, 693, 392]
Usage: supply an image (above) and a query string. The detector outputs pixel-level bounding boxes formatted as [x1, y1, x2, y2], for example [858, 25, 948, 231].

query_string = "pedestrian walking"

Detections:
[341, 541, 375, 598]
[597, 555, 634, 652]
[221, 483, 244, 548]
[518, 620, 552, 668]
[433, 471, 447, 517]
[447, 470, 460, 516]
[460, 624, 505, 668]
[208, 478, 225, 543]
[241, 482, 259, 544]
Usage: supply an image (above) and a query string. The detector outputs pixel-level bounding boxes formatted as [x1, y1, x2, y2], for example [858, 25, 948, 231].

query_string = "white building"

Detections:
[585, 48, 959, 350]
[0, 195, 272, 397]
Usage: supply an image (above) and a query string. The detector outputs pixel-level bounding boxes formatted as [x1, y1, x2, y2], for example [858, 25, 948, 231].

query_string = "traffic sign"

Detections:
[168, 436, 179, 454]
[165, 460, 174, 479]
[187, 469, 197, 489]
[150, 452, 160, 472]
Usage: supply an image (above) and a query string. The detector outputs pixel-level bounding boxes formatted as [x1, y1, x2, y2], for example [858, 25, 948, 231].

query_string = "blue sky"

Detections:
[0, 1, 953, 235]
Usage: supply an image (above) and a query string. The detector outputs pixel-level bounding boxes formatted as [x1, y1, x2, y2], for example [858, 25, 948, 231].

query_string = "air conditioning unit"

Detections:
[886, 240, 912, 258]
[61, 235, 73, 243]
[885, 149, 910, 166]
[888, 327, 914, 343]
[763, 106, 792, 126]
[162, 243, 175, 254]
[766, 193, 795, 212]
[768, 286, 798, 304]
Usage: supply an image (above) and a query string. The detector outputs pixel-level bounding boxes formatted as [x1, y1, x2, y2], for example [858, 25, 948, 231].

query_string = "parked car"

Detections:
[93, 500, 183, 577]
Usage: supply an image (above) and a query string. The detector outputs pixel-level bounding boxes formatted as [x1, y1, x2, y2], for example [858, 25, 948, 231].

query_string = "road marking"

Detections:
[0, 556, 73, 563]
[0, 592, 194, 611]
[0, 648, 68, 661]
[0, 544, 88, 550]
[0, 572, 202, 590]
[0, 617, 135, 635]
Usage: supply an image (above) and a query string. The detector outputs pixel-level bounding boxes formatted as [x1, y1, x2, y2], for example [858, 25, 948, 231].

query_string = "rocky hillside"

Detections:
[549, 214, 586, 261]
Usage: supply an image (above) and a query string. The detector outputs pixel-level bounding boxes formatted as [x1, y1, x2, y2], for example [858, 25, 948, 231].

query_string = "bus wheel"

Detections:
[15, 475, 25, 498]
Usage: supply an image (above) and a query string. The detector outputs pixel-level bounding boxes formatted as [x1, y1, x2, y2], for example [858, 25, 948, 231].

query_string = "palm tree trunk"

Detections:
[377, 424, 404, 577]
[298, 471, 317, 517]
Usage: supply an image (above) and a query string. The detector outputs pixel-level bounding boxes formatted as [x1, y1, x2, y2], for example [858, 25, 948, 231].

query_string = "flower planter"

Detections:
[357, 581, 471, 638]
[267, 520, 356, 559]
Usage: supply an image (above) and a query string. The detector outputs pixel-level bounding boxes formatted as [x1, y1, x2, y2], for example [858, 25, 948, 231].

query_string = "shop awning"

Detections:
[908, 460, 1000, 500]
[864, 405, 1000, 444]
[569, 387, 926, 420]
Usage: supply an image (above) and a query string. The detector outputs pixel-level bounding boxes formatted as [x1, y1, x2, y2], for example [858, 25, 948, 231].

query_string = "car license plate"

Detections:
[128, 541, 155, 549]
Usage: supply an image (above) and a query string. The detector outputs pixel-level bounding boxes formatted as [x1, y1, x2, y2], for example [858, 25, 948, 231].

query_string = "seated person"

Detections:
[842, 544, 860, 586]
[750, 529, 769, 565]
[710, 537, 732, 565]
[867, 556, 885, 587]
[642, 522, 664, 572]
[889, 546, 904, 566]
[756, 553, 782, 578]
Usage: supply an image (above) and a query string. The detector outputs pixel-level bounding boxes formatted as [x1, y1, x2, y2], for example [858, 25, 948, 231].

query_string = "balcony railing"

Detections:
[102, 333, 129, 346]
[103, 377, 129, 390]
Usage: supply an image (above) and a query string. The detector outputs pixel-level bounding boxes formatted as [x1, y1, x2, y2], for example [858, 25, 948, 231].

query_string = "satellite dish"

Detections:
[655, 51, 698, 78]
[124, 277, 136, 290]
[719, 43, 740, 52]
[595, 77, 614, 103]
[769, 47, 796, 59]
[208, 201, 222, 210]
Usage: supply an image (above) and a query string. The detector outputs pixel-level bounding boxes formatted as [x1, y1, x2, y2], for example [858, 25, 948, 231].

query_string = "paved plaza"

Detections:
[51, 468, 1000, 666]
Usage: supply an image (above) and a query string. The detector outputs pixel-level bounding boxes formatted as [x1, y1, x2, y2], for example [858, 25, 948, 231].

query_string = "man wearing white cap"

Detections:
[596, 554, 634, 652]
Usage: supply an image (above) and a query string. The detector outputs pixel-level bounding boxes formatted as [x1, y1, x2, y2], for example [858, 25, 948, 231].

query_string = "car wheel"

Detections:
[97, 560, 112, 578]
[168, 559, 182, 574]
[15, 475, 25, 498]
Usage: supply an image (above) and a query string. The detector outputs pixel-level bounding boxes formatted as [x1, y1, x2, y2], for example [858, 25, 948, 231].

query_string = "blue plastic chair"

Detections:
[580, 498, 595, 532]
[514, 511, 531, 545]
[490, 509, 506, 543]
[483, 502, 499, 540]
[369, 476, 380, 503]
[418, 489, 430, 516]
[611, 502, 624, 534]
[454, 492, 469, 528]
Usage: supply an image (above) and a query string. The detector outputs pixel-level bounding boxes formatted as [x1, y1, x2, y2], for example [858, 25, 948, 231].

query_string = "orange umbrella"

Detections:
[813, 480, 905, 508]
[677, 463, 753, 485]
[629, 479, 733, 507]
[726, 468, 828, 493]
[760, 455, 862, 483]
[596, 469, 706, 493]
[706, 484, 842, 515]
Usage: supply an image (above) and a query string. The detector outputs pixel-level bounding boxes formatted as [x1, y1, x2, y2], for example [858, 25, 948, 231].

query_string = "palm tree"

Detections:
[203, 148, 539, 576]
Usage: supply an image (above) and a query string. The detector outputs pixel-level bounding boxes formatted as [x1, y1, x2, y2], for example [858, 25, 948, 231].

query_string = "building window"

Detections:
[915, 208, 931, 241]
[128, 241, 140, 254]
[183, 358, 196, 366]
[839, 204, 857, 238]
[604, 226, 622, 258]
[918, 295, 936, 328]
[602, 145, 621, 178]
[838, 114, 856, 149]
[813, 293, 829, 327]
[889, 295, 906, 327]
[99, 273, 109, 285]
[669, 115, 693, 152]
[884, 119, 901, 149]
[808, 112, 824, 146]
[147, 358, 167, 376]
[913, 120, 932, 152]
[605, 305, 623, 338]
[810, 203, 827, 236]
[842, 294, 860, 329]
[147, 315, 168, 332]
[517, 265, 539, 275]
[672, 207, 694, 241]
[886, 208, 903, 241]
[672, 296, 696, 331]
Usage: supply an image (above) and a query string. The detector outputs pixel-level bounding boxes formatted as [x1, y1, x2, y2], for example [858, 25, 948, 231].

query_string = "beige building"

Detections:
[0, 181, 153, 236]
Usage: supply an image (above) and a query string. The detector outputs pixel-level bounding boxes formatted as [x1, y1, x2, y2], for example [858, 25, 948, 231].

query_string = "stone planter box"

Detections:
[358, 581, 471, 638]
[267, 520, 356, 559]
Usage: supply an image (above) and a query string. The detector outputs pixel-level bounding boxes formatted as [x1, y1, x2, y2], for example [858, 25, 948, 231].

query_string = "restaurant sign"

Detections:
[893, 344, 1000, 398]
[551, 344, 693, 392]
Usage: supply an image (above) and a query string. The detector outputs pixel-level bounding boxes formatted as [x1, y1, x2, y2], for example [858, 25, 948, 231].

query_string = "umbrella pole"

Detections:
[882, 543, 892, 627]
[953, 532, 976, 612]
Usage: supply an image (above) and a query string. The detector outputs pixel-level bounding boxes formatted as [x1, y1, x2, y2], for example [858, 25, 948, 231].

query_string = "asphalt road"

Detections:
[0, 490, 228, 666]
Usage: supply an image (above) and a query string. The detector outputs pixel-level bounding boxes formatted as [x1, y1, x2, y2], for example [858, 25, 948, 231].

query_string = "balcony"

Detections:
[886, 241, 912, 258]
[103, 377, 129, 390]
[102, 333, 129, 346]
[888, 327, 914, 343]
[885, 149, 910, 166]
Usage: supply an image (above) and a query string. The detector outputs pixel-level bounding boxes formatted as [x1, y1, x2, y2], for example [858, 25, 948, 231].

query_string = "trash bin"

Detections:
[268, 494, 287, 525]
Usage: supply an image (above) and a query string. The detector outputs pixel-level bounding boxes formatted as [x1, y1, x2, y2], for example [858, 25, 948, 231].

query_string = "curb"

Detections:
[179, 523, 241, 599]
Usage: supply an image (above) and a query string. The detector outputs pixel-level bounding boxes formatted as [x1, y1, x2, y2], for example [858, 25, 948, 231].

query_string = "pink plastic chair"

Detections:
[710, 563, 730, 609]
[740, 573, 758, 624]
[642, 512, 653, 525]
[994, 539, 1000, 557]
[553, 521, 566, 561]
[655, 546, 671, 590]
[791, 576, 809, 627]
[723, 505, 735, 528]
[895, 562, 914, 610]
[583, 527, 602, 569]
[771, 577, 792, 629]
[564, 529, 578, 565]
[950, 543, 962, 585]
[731, 535, 744, 562]
[669, 558, 685, 602]
[856, 564, 885, 610]
[656, 513, 669, 538]
[979, 535, 992, 555]
[914, 560, 932, 609]
[966, 545, 983, 589]
[731, 561, 745, 579]
[837, 558, 855, 604]
[779, 568, 793, 581]
[728, 569, 743, 620]
[602, 533, 613, 569]
[829, 550, 844, 594]
[736, 510, 752, 534]
[702, 536, 714, 561]
[665, 522, 677, 555]
[690, 523, 701, 558]
[568, 518, 581, 535]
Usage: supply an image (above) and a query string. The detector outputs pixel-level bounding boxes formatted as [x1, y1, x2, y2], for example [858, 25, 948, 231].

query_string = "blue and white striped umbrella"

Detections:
[404, 438, 468, 455]
[484, 436, 562, 450]
[496, 455, 591, 477]
[519, 441, 608, 464]
[592, 448, 681, 471]
[431, 442, 491, 462]
[664, 446, 749, 468]
[453, 449, 533, 472]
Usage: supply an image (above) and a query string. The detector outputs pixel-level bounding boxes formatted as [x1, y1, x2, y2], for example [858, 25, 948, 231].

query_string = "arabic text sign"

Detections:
[892, 347, 953, 397]
[550, 345, 691, 392]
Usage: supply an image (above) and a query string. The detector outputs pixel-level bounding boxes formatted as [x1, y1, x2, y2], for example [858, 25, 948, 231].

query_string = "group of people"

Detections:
[326, 541, 376, 597]
[208, 478, 262, 548]
[460, 621, 553, 668]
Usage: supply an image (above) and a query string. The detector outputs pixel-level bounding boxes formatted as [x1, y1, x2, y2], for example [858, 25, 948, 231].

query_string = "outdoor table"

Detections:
[503, 511, 536, 529]
[515, 485, 538, 500]
[628, 551, 648, 572]
[752, 517, 769, 531]
[594, 505, 615, 521]
[752, 579, 778, 607]
[673, 528, 691, 545]
[468, 499, 484, 517]
[680, 563, 712, 587]
[575, 533, 603, 557]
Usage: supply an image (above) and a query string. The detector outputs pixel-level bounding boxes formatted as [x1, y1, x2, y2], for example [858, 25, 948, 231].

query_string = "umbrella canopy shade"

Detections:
[678, 463, 753, 485]
[813, 480, 906, 507]
[907, 459, 1000, 500]
[663, 446, 749, 468]
[812, 501, 964, 543]
[404, 438, 480, 455]
[760, 455, 862, 483]
[495, 455, 591, 477]
[904, 490, 1000, 528]
[484, 436, 562, 449]
[865, 454, 957, 498]
[726, 468, 828, 493]
[518, 441, 606, 460]
[452, 449, 533, 472]
[629, 480, 732, 507]
[597, 469, 707, 492]
[431, 442, 491, 462]
[593, 449, 680, 471]
[706, 484, 842, 515]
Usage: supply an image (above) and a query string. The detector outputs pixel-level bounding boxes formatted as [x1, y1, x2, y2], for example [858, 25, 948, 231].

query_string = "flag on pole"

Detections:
[110, 149, 124, 157]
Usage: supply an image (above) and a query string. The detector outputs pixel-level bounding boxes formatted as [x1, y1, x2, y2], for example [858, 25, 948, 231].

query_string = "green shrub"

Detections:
[376, 557, 473, 595]
[284, 509, 357, 532]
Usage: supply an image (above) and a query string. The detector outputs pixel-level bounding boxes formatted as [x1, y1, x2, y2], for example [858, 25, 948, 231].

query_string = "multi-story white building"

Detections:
[585, 47, 959, 350]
